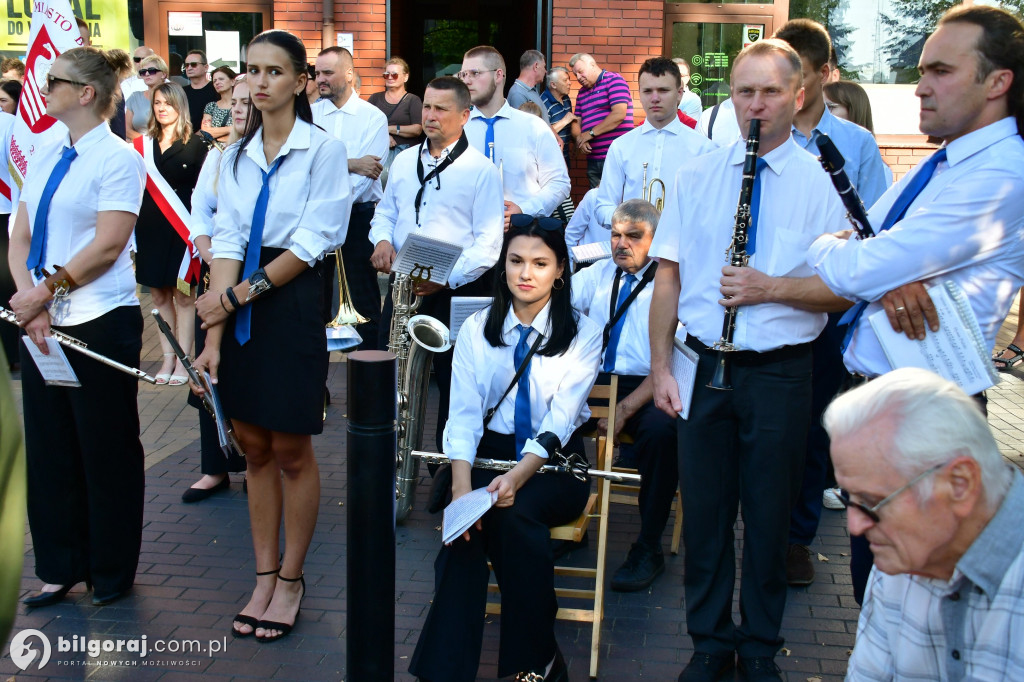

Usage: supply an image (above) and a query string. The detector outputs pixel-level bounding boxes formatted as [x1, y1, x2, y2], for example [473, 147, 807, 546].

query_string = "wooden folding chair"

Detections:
[486, 375, 618, 678]
[608, 431, 684, 554]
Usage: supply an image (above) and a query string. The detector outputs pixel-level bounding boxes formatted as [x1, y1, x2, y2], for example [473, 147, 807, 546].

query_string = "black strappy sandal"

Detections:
[255, 573, 305, 643]
[232, 567, 279, 638]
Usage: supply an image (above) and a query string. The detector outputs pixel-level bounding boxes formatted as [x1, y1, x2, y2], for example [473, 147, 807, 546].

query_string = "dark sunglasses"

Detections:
[132, 56, 143, 63]
[184, 61, 203, 68]
[382, 72, 401, 79]
[45, 74, 87, 90]
[138, 68, 162, 76]
[837, 462, 946, 523]
[509, 214, 564, 232]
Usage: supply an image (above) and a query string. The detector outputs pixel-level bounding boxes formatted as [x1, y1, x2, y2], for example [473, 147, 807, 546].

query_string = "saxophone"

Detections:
[390, 269, 452, 522]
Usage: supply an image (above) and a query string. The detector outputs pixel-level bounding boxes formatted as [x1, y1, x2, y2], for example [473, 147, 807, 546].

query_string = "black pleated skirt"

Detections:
[218, 247, 327, 434]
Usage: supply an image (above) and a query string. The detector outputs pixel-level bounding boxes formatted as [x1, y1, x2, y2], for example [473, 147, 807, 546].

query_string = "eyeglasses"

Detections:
[184, 61, 203, 68]
[138, 68, 162, 76]
[382, 72, 402, 79]
[457, 69, 497, 81]
[838, 462, 947, 523]
[508, 214, 564, 232]
[45, 74, 87, 90]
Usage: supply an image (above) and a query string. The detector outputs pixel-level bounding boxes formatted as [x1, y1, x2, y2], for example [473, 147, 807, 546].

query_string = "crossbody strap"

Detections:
[482, 333, 544, 428]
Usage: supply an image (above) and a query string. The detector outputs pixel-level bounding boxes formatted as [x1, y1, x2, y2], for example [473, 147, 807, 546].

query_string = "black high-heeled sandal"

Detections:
[232, 568, 279, 638]
[255, 573, 305, 643]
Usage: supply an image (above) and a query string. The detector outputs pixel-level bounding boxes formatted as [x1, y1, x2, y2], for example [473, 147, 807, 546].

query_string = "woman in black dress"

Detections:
[133, 81, 208, 384]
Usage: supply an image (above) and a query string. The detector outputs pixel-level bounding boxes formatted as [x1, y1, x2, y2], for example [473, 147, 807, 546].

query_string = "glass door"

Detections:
[158, 3, 270, 74]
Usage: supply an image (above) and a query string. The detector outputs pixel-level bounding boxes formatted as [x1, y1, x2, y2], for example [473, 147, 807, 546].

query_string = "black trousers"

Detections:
[586, 158, 604, 189]
[21, 305, 145, 594]
[679, 340, 812, 658]
[409, 430, 590, 681]
[379, 272, 493, 452]
[325, 202, 382, 351]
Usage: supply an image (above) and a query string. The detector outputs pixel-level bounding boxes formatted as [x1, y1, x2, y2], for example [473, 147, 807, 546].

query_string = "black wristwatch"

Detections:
[246, 268, 273, 303]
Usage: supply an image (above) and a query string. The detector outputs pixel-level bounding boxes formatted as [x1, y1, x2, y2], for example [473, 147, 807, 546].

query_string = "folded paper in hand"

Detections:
[443, 487, 498, 544]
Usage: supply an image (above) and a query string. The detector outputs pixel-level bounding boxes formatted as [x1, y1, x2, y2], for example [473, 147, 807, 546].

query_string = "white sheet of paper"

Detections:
[22, 337, 80, 387]
[867, 280, 998, 395]
[571, 241, 612, 264]
[392, 234, 463, 285]
[443, 486, 498, 545]
[671, 332, 698, 420]
[450, 297, 490, 340]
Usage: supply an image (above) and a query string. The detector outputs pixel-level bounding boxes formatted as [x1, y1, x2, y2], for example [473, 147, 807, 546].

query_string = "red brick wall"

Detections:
[877, 135, 936, 182]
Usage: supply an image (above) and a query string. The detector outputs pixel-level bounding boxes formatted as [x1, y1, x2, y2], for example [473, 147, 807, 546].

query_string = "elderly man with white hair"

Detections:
[824, 367, 1023, 681]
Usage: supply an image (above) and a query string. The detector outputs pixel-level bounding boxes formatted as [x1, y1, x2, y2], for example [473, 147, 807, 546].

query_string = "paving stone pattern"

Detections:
[2, 294, 1022, 681]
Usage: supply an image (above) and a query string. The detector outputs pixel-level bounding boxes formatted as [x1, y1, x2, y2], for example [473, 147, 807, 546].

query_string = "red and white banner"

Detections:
[133, 135, 200, 288]
[8, 0, 87, 207]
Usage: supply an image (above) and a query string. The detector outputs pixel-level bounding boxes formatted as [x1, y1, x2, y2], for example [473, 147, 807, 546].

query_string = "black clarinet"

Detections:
[708, 118, 760, 391]
[815, 133, 875, 240]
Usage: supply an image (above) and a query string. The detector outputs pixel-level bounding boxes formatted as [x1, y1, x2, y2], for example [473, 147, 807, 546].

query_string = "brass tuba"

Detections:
[641, 162, 666, 211]
[390, 271, 452, 522]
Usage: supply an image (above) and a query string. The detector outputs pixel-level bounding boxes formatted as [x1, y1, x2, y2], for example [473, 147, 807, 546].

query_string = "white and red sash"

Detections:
[133, 135, 200, 287]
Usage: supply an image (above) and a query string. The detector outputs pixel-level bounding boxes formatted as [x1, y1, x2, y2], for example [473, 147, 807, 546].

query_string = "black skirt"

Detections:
[218, 248, 327, 434]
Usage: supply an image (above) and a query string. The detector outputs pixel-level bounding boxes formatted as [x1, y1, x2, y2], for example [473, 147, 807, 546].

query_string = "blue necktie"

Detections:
[480, 116, 499, 163]
[603, 272, 636, 372]
[235, 156, 283, 346]
[27, 146, 78, 277]
[513, 324, 533, 459]
[747, 158, 769, 256]
[839, 147, 949, 351]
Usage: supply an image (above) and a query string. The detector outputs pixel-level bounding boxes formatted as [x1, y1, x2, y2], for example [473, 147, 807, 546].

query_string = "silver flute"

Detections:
[0, 305, 158, 383]
[412, 450, 642, 484]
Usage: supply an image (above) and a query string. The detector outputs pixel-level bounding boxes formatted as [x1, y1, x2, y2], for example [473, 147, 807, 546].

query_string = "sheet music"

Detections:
[392, 234, 463, 285]
[443, 487, 498, 545]
[671, 331, 698, 420]
[450, 297, 490, 340]
[867, 280, 998, 395]
[22, 337, 81, 387]
[571, 241, 612, 263]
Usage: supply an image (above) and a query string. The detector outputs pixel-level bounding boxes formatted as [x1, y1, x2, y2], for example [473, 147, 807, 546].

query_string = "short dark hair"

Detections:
[520, 49, 544, 72]
[1, 57, 25, 77]
[939, 4, 1024, 135]
[211, 65, 237, 81]
[638, 57, 681, 88]
[484, 219, 577, 357]
[775, 18, 832, 71]
[185, 49, 208, 65]
[464, 45, 505, 72]
[425, 76, 471, 112]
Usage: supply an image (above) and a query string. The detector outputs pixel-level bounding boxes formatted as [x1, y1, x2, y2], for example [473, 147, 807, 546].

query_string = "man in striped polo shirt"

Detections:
[569, 53, 634, 188]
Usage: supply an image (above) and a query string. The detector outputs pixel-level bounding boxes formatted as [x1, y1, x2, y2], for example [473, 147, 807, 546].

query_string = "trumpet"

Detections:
[325, 249, 367, 352]
[641, 162, 666, 211]
[411, 450, 642, 484]
[0, 305, 158, 383]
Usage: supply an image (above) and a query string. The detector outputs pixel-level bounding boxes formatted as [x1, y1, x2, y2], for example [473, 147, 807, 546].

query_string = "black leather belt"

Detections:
[686, 336, 811, 366]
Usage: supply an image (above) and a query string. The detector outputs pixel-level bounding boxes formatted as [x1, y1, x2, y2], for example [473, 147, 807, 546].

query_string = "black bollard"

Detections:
[347, 350, 397, 681]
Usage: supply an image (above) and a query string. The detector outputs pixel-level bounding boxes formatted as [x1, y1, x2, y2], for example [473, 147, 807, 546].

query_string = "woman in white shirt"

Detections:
[191, 29, 350, 643]
[409, 216, 602, 682]
[180, 78, 250, 503]
[7, 47, 147, 608]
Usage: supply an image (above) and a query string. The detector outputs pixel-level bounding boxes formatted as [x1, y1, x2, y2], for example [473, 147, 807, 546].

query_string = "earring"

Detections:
[552, 277, 565, 290]
[499, 270, 506, 281]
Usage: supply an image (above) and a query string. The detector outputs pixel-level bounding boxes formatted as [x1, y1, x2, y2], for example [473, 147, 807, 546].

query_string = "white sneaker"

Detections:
[822, 487, 845, 510]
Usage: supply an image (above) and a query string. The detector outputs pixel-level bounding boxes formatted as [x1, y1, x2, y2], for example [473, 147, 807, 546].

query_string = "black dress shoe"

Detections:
[678, 652, 735, 682]
[92, 589, 130, 606]
[181, 476, 230, 503]
[513, 645, 568, 681]
[611, 542, 665, 592]
[737, 656, 783, 681]
[23, 583, 75, 608]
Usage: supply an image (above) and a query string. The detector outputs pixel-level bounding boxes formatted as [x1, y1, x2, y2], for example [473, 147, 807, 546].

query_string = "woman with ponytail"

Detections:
[191, 30, 351, 642]
[8, 46, 147, 607]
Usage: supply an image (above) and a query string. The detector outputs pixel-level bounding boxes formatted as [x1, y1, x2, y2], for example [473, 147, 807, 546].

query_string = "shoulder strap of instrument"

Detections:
[482, 332, 544, 429]
[414, 131, 469, 225]
[602, 261, 658, 350]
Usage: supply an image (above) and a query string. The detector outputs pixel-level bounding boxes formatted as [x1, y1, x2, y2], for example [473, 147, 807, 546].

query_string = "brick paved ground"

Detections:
[2, 294, 1022, 681]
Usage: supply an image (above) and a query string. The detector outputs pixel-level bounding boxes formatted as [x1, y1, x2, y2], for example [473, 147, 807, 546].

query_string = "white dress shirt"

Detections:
[808, 117, 1024, 377]
[211, 119, 352, 265]
[444, 301, 603, 463]
[465, 101, 570, 216]
[190, 146, 221, 240]
[0, 111, 14, 215]
[312, 95, 389, 204]
[19, 122, 145, 326]
[790, 105, 891, 209]
[698, 98, 741, 148]
[650, 137, 847, 351]
[368, 139, 504, 289]
[564, 188, 606, 252]
[572, 257, 656, 376]
[594, 117, 715, 228]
